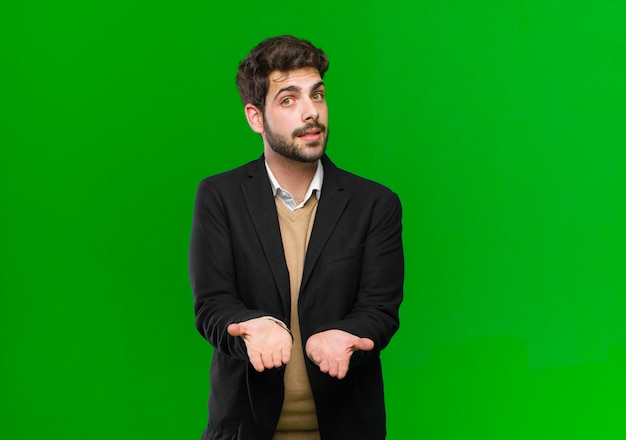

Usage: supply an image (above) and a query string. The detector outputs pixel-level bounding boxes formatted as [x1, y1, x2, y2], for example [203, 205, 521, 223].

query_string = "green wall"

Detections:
[2, 1, 625, 438]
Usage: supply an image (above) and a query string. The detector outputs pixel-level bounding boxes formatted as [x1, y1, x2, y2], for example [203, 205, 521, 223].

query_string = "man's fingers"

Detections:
[327, 360, 338, 378]
[305, 331, 376, 380]
[336, 362, 349, 380]
[270, 350, 283, 368]
[318, 358, 330, 374]
[308, 349, 323, 365]
[253, 348, 290, 371]
[261, 351, 274, 369]
[281, 348, 291, 365]
[320, 357, 349, 379]
[249, 352, 265, 373]
[229, 317, 293, 371]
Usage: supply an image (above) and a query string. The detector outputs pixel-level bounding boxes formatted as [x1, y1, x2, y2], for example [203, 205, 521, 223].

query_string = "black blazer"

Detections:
[189, 154, 404, 439]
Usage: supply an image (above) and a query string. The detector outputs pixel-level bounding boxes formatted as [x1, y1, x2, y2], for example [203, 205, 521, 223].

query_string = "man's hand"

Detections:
[227, 317, 292, 373]
[305, 329, 374, 379]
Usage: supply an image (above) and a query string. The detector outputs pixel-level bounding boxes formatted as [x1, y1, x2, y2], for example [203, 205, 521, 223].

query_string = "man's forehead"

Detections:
[268, 67, 322, 85]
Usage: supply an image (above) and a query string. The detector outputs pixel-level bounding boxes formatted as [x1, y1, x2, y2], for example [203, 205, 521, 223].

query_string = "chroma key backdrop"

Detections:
[1, 1, 625, 438]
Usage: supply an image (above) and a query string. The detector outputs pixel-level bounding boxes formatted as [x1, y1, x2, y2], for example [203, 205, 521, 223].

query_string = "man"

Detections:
[189, 35, 404, 440]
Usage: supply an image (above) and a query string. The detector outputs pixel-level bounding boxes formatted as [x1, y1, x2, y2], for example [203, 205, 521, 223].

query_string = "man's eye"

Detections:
[312, 93, 324, 101]
[281, 98, 293, 106]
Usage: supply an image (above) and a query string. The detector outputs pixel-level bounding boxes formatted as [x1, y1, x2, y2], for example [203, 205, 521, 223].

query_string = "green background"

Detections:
[2, 1, 625, 438]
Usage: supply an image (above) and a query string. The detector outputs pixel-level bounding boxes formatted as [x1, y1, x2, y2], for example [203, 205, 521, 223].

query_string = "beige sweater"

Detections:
[273, 197, 321, 440]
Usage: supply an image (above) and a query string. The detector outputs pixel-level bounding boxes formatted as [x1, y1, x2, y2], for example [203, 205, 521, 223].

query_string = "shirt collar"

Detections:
[265, 159, 324, 211]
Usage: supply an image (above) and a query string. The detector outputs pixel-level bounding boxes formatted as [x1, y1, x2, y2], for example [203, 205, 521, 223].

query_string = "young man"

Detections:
[189, 35, 404, 440]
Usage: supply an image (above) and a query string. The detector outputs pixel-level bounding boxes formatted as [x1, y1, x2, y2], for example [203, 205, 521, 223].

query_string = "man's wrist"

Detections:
[265, 317, 294, 341]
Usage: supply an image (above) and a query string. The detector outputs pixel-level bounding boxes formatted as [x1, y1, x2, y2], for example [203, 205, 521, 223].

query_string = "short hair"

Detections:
[236, 35, 329, 112]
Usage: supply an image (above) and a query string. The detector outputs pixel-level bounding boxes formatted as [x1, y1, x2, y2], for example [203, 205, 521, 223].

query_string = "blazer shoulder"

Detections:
[196, 158, 263, 193]
[333, 166, 400, 202]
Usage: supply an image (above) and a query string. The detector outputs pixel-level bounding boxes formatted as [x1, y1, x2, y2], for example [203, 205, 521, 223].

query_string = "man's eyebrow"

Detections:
[273, 81, 326, 101]
[274, 85, 301, 100]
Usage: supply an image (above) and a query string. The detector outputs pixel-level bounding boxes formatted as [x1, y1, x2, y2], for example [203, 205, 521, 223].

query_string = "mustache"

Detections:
[292, 121, 326, 137]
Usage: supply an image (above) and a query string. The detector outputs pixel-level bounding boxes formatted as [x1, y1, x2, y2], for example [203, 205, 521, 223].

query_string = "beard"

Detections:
[264, 120, 328, 163]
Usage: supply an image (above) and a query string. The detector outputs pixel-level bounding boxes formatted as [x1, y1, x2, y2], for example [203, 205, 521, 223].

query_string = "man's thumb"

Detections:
[227, 323, 242, 337]
[357, 338, 375, 352]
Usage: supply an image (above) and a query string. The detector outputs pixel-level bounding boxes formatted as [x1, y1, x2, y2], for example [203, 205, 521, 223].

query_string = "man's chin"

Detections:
[301, 144, 326, 162]
[267, 137, 326, 163]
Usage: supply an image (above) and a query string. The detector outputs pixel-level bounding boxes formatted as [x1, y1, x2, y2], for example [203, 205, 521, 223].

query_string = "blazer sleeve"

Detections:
[188, 178, 267, 360]
[314, 189, 404, 367]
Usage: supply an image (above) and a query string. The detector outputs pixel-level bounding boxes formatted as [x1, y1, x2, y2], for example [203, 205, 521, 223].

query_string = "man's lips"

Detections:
[298, 130, 321, 137]
[293, 122, 326, 138]
[297, 130, 322, 141]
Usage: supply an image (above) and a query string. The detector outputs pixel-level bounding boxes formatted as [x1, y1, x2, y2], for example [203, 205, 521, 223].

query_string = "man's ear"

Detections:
[244, 103, 264, 134]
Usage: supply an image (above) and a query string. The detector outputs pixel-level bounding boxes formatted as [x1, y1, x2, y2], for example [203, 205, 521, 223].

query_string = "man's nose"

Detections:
[302, 98, 319, 121]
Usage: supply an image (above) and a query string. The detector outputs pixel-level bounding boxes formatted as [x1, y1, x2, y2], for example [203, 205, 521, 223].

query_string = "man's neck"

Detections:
[265, 152, 318, 205]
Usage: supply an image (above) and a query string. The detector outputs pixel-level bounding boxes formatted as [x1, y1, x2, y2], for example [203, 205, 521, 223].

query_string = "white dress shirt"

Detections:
[265, 160, 324, 211]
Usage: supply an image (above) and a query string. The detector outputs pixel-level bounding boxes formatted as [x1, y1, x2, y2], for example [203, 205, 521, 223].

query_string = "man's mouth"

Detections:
[294, 123, 325, 139]
[297, 130, 322, 142]
[299, 129, 321, 136]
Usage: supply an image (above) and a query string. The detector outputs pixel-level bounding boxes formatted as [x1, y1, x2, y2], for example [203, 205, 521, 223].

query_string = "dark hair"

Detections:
[236, 35, 329, 112]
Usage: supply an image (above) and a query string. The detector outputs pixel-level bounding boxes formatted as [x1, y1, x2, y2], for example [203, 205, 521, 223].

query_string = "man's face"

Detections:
[261, 67, 329, 163]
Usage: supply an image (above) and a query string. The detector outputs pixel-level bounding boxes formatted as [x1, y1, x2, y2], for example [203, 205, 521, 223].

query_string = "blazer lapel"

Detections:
[241, 157, 291, 317]
[301, 156, 349, 293]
